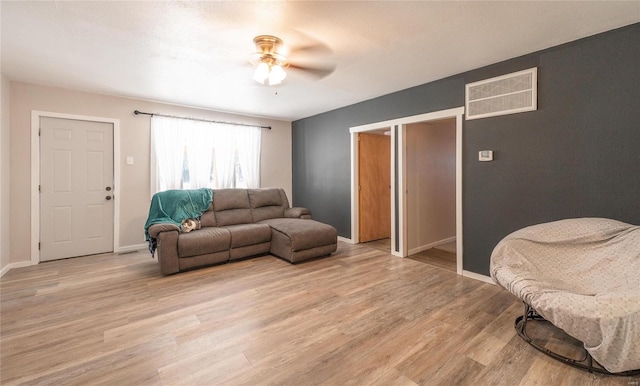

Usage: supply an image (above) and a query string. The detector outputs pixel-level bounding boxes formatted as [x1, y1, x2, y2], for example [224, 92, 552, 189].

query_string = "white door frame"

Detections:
[31, 111, 121, 264]
[350, 107, 464, 275]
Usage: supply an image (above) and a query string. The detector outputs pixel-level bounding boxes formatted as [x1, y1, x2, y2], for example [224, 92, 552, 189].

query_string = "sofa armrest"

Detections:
[285, 207, 312, 219]
[156, 230, 180, 275]
[148, 223, 180, 238]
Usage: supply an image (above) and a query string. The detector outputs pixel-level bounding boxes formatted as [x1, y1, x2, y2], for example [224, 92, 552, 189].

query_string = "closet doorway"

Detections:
[350, 107, 464, 275]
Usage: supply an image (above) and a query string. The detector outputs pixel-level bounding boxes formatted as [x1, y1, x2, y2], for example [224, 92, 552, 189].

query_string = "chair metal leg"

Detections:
[514, 302, 640, 377]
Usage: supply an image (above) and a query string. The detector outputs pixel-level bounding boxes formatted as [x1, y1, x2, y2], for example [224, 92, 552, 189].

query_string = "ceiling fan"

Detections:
[249, 34, 335, 86]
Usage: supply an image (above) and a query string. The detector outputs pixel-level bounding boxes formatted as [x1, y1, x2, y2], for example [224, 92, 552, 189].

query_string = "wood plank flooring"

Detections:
[408, 248, 456, 273]
[1, 241, 637, 385]
[365, 238, 457, 273]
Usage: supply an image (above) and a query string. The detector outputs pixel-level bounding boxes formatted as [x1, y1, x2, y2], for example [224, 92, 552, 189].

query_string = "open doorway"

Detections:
[405, 119, 456, 271]
[350, 107, 464, 275]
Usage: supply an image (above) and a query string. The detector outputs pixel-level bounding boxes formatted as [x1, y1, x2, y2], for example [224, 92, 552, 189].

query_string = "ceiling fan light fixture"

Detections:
[252, 62, 270, 84]
[251, 35, 289, 86]
[268, 64, 286, 85]
[252, 62, 287, 86]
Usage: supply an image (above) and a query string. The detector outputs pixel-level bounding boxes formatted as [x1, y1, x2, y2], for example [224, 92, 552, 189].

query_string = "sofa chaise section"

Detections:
[262, 218, 338, 263]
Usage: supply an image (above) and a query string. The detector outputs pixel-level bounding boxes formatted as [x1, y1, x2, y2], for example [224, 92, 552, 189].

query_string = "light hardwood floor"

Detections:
[365, 238, 457, 273]
[1, 241, 637, 385]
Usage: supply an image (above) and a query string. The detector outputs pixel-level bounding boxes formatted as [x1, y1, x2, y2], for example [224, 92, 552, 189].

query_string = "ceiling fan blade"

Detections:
[289, 62, 336, 80]
[288, 42, 333, 57]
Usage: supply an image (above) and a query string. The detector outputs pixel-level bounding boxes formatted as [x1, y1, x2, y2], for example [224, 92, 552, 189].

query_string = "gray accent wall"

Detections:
[292, 23, 640, 276]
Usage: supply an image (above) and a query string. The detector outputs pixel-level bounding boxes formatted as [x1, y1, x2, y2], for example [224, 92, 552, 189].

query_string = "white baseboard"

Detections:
[337, 236, 354, 244]
[408, 236, 456, 255]
[1, 243, 149, 277]
[0, 260, 35, 278]
[117, 243, 147, 254]
[462, 270, 495, 285]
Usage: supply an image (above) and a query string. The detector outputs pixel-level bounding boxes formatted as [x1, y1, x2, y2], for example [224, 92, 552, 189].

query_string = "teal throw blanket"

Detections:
[144, 188, 212, 241]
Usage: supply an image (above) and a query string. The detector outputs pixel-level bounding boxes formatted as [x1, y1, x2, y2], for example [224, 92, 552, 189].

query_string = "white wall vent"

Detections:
[465, 67, 537, 120]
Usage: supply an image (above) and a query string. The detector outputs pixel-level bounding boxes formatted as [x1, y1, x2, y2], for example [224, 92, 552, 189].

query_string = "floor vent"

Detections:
[466, 67, 537, 120]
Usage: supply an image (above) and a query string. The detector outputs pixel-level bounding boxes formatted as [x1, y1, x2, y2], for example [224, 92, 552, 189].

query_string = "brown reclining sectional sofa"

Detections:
[147, 188, 338, 274]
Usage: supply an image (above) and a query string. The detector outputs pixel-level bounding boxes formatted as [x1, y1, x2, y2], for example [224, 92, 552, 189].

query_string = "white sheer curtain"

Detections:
[150, 115, 262, 195]
[212, 124, 236, 189]
[151, 116, 185, 194]
[236, 125, 261, 188]
[185, 120, 215, 189]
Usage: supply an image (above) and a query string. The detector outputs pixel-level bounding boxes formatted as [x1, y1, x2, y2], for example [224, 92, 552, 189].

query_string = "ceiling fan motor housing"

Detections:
[252, 35, 289, 68]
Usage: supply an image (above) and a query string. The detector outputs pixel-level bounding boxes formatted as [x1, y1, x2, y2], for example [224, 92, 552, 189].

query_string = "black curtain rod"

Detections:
[133, 110, 271, 130]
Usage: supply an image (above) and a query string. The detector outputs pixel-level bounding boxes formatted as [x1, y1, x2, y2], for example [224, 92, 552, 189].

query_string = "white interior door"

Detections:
[40, 117, 114, 261]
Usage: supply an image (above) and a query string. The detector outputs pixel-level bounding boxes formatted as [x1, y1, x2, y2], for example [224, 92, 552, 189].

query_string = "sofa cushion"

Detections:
[200, 210, 216, 227]
[213, 189, 253, 226]
[252, 206, 286, 223]
[213, 189, 250, 211]
[216, 209, 253, 226]
[223, 223, 272, 248]
[248, 188, 282, 208]
[249, 189, 286, 222]
[178, 228, 231, 258]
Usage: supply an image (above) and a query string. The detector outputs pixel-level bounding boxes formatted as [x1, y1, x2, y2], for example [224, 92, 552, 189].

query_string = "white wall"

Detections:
[9, 82, 292, 266]
[0, 74, 11, 274]
[406, 119, 456, 253]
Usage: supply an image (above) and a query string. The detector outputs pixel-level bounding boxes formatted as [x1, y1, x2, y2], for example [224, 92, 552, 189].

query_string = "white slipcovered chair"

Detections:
[491, 218, 640, 375]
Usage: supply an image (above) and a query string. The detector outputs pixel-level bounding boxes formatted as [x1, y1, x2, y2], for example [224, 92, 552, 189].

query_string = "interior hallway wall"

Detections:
[8, 82, 292, 265]
[406, 120, 456, 253]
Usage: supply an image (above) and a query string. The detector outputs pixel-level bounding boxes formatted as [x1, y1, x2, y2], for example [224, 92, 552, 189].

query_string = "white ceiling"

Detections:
[2, 1, 639, 121]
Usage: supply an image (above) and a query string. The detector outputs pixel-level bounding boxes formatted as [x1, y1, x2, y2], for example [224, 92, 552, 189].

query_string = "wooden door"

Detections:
[40, 117, 114, 261]
[358, 132, 391, 242]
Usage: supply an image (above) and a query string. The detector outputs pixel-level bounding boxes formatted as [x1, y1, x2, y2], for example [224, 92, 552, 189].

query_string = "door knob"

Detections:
[106, 196, 112, 200]
[106, 187, 112, 191]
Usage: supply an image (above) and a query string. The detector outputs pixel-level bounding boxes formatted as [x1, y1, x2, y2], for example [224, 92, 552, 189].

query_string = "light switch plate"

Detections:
[126, 156, 134, 165]
[479, 150, 493, 161]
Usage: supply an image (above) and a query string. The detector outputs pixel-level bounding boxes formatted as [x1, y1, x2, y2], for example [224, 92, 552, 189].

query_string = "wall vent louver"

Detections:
[465, 67, 537, 120]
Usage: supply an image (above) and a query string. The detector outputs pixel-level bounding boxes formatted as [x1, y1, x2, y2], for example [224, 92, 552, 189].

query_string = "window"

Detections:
[150, 115, 261, 195]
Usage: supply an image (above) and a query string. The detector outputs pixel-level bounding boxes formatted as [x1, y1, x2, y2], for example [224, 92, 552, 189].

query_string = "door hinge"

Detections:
[38, 242, 41, 250]
[39, 129, 41, 136]
[39, 185, 41, 193]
